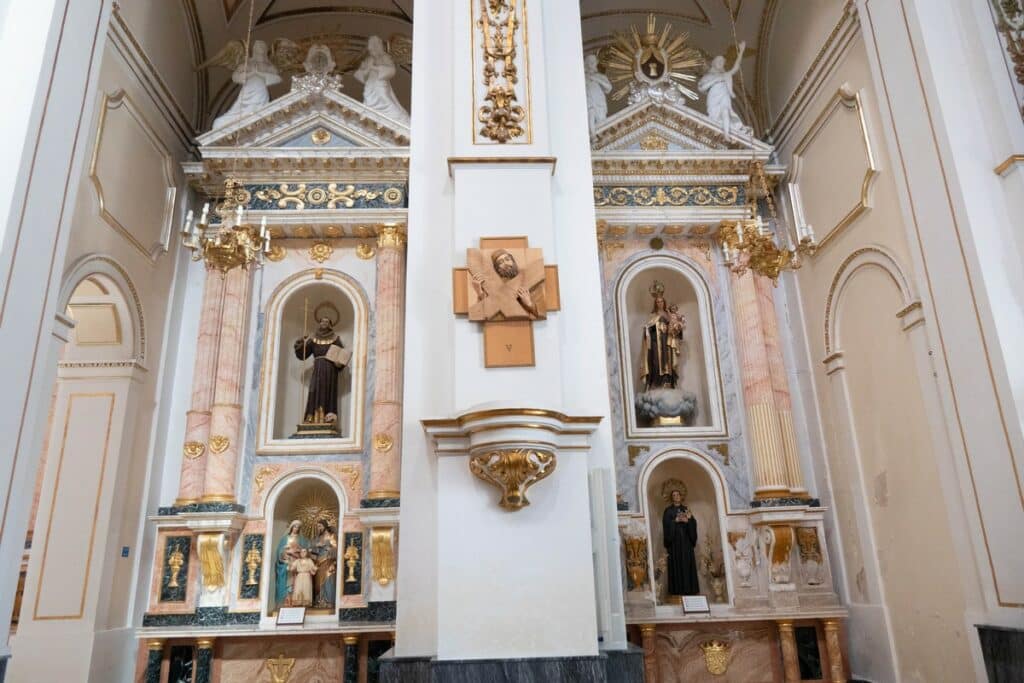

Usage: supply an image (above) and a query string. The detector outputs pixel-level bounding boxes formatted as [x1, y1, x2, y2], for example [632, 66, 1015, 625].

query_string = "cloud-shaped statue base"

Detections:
[635, 388, 698, 426]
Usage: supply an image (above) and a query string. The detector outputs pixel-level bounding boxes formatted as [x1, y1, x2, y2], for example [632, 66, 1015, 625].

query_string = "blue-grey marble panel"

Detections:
[978, 625, 1024, 683]
[379, 655, 617, 683]
[360, 497, 399, 508]
[141, 608, 260, 627]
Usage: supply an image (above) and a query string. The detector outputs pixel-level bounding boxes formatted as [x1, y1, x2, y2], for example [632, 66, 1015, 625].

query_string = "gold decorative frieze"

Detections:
[594, 185, 740, 207]
[254, 465, 279, 494]
[469, 448, 556, 510]
[370, 527, 396, 586]
[476, 0, 529, 143]
[627, 444, 649, 466]
[640, 133, 669, 151]
[252, 183, 404, 210]
[208, 435, 230, 455]
[183, 441, 206, 459]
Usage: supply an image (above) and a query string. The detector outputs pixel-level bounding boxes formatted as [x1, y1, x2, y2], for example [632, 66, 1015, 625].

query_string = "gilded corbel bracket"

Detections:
[469, 448, 557, 511]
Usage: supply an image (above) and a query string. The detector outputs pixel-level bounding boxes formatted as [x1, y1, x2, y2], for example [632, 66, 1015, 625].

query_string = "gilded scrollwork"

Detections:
[477, 0, 527, 143]
[469, 448, 556, 510]
[594, 185, 740, 207]
[252, 183, 404, 210]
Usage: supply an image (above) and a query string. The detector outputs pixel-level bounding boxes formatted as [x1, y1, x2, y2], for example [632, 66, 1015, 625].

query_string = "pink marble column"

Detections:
[754, 276, 809, 498]
[730, 270, 789, 499]
[367, 225, 406, 501]
[202, 266, 253, 503]
[176, 272, 226, 505]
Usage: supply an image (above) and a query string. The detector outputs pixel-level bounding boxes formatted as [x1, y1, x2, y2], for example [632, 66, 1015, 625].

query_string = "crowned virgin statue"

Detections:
[635, 281, 697, 426]
[293, 302, 351, 437]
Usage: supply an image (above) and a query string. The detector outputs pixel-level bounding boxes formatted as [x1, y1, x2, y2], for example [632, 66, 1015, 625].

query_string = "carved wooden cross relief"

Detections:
[453, 236, 560, 367]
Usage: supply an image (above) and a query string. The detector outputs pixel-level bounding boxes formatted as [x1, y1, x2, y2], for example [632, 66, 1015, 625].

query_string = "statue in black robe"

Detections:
[294, 309, 349, 431]
[662, 489, 700, 597]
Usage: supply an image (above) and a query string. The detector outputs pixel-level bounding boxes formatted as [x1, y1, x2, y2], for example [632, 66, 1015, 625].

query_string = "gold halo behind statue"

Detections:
[661, 478, 687, 502]
[313, 301, 340, 327]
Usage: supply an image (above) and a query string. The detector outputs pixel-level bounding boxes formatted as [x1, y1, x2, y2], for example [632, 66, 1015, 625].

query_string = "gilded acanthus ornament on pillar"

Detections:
[469, 449, 557, 510]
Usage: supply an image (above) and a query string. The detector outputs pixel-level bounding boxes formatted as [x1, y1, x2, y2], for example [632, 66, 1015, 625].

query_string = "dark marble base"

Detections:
[750, 497, 821, 508]
[361, 498, 400, 508]
[0, 655, 8, 683]
[978, 625, 1024, 683]
[616, 500, 630, 511]
[379, 650, 643, 683]
[157, 501, 245, 515]
[339, 600, 396, 623]
[603, 645, 644, 683]
[142, 607, 260, 627]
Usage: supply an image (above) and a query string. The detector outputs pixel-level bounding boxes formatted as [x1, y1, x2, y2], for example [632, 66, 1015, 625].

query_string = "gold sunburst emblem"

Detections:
[602, 14, 703, 104]
[292, 489, 339, 539]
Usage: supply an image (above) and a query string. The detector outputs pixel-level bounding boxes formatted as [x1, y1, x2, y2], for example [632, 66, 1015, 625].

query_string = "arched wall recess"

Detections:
[614, 253, 727, 439]
[257, 268, 369, 455]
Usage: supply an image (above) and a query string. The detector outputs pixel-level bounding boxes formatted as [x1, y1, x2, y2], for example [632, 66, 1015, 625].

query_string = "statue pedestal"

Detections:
[289, 421, 340, 439]
[421, 407, 602, 660]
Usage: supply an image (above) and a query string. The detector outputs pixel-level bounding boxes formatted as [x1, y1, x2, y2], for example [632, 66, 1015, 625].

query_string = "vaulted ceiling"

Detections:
[187, 1, 774, 133]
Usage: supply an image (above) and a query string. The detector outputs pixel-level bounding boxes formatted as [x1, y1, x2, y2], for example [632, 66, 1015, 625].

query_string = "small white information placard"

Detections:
[276, 606, 306, 625]
[682, 595, 710, 614]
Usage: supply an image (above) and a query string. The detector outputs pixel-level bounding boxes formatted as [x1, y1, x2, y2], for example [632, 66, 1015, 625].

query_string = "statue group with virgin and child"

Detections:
[275, 519, 339, 610]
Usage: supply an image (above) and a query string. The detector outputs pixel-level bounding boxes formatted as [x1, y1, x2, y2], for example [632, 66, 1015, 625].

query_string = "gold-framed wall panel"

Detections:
[470, 0, 534, 145]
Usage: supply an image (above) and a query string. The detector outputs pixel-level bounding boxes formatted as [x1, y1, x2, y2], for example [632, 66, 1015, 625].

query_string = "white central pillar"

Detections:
[394, 0, 625, 670]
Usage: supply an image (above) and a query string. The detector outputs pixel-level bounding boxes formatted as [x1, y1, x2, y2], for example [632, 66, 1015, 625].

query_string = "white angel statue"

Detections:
[584, 53, 612, 137]
[354, 36, 410, 125]
[200, 39, 302, 132]
[698, 41, 753, 138]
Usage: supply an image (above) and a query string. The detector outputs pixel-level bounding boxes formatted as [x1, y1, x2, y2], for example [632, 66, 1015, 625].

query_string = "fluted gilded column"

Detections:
[777, 620, 800, 683]
[202, 266, 253, 503]
[176, 272, 226, 505]
[144, 640, 164, 683]
[754, 276, 809, 498]
[342, 634, 360, 683]
[195, 638, 215, 683]
[367, 224, 406, 502]
[823, 619, 845, 683]
[639, 624, 658, 683]
[730, 270, 790, 499]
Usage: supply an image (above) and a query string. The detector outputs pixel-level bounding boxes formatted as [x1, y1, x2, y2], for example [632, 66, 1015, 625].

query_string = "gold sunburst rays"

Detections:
[292, 489, 339, 538]
[602, 13, 703, 103]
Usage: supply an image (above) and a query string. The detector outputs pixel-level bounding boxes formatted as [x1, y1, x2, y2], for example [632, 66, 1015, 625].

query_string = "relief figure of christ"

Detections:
[468, 249, 546, 321]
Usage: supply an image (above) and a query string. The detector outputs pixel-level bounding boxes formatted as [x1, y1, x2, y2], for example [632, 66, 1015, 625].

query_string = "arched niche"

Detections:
[262, 472, 345, 620]
[59, 254, 145, 363]
[615, 254, 726, 438]
[638, 449, 732, 607]
[258, 269, 368, 454]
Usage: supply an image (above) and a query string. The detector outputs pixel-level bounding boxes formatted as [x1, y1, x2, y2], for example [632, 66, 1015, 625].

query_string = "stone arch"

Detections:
[58, 253, 146, 361]
[824, 245, 917, 356]
[636, 447, 734, 605]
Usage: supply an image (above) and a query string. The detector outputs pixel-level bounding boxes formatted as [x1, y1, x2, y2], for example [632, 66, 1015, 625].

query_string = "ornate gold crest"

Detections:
[602, 14, 703, 104]
[699, 640, 731, 676]
[373, 433, 394, 453]
[183, 441, 206, 459]
[310, 128, 332, 145]
[266, 244, 286, 262]
[356, 243, 375, 260]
